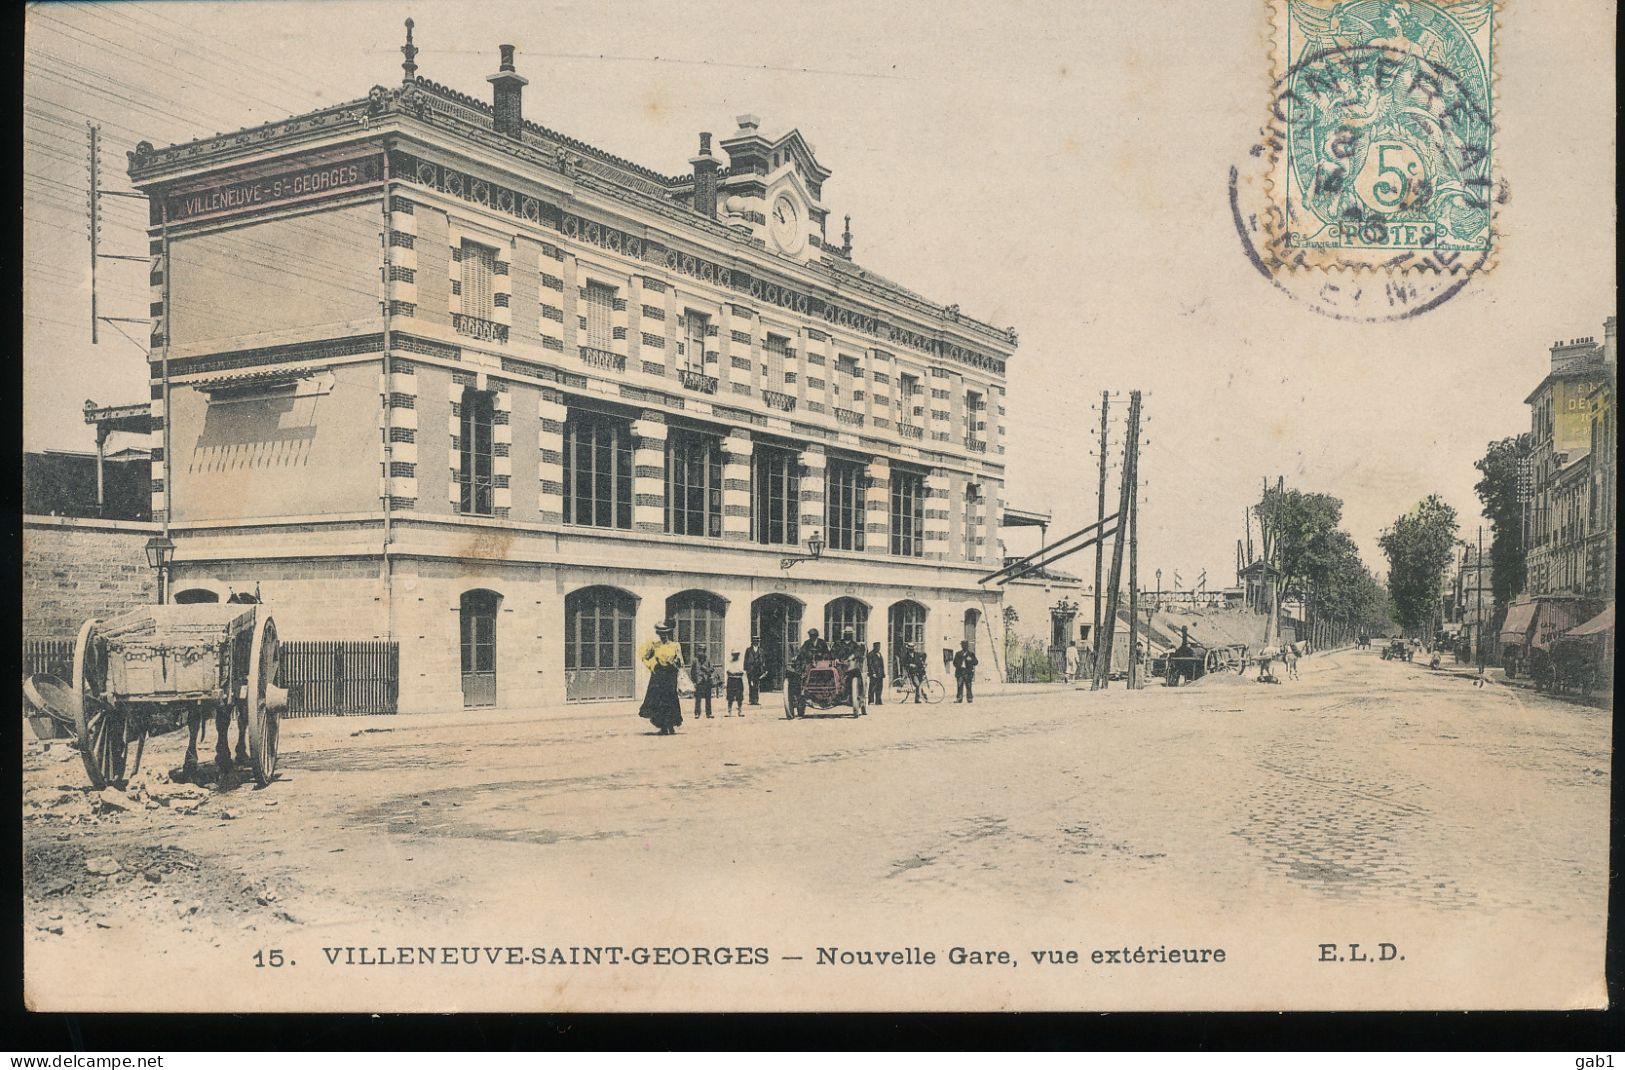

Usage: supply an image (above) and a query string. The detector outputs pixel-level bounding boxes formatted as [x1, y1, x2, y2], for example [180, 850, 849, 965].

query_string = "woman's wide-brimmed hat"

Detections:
[654, 618, 675, 634]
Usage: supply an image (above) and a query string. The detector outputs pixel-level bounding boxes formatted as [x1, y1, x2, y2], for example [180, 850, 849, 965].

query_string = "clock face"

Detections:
[769, 193, 803, 253]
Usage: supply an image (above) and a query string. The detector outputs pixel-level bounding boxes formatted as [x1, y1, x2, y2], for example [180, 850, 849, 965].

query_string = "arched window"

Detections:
[459, 589, 501, 708]
[824, 597, 870, 647]
[888, 600, 927, 671]
[667, 590, 726, 671]
[565, 586, 638, 701]
[963, 607, 981, 653]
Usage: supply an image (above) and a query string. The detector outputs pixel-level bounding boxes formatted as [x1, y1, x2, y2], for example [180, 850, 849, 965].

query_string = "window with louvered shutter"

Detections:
[461, 241, 496, 319]
[584, 282, 615, 352]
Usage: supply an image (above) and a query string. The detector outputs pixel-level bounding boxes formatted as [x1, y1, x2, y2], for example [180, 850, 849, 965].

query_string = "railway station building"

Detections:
[127, 33, 1017, 713]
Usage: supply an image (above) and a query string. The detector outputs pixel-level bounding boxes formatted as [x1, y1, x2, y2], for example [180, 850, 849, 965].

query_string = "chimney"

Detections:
[690, 132, 720, 218]
[487, 44, 528, 139]
[1605, 316, 1617, 367]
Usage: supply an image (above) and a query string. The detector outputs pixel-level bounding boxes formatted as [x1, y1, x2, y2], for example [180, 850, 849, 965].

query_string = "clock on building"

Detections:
[769, 192, 804, 254]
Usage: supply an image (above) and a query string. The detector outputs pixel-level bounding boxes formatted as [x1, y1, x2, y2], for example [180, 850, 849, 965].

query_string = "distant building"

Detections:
[1522, 318, 1616, 599]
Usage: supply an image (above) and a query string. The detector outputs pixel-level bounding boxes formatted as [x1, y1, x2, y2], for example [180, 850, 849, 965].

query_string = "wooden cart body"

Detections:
[72, 603, 283, 789]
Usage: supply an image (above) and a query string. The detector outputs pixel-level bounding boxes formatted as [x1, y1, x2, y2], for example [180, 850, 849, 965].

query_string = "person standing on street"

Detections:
[1283, 643, 1299, 680]
[831, 627, 865, 710]
[1063, 642, 1080, 683]
[953, 640, 980, 703]
[690, 649, 715, 719]
[866, 641, 886, 706]
[724, 650, 746, 715]
[743, 639, 765, 706]
[638, 619, 684, 735]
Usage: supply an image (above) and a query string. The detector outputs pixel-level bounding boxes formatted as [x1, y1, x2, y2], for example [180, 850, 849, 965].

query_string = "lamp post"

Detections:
[780, 530, 825, 571]
[144, 534, 175, 605]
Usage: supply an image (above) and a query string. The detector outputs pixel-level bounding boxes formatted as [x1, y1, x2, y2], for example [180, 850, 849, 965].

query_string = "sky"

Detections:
[22, 0, 1617, 588]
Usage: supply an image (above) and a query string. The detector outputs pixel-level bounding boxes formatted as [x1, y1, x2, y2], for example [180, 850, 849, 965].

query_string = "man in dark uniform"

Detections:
[743, 639, 766, 706]
[786, 628, 828, 718]
[830, 627, 865, 710]
[952, 640, 979, 703]
[865, 641, 886, 706]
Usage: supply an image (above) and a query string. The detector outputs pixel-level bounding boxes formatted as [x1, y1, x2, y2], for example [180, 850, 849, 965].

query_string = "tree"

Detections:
[1379, 495, 1460, 634]
[1255, 488, 1345, 610]
[1473, 434, 1530, 605]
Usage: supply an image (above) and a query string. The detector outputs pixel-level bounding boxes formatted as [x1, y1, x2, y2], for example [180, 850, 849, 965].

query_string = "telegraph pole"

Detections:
[1126, 393, 1142, 689]
[1475, 525, 1485, 668]
[88, 124, 99, 343]
[1093, 390, 1140, 691]
[1092, 391, 1110, 671]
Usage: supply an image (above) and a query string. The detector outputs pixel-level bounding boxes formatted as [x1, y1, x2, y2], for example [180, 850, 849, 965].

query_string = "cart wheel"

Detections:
[72, 619, 126, 789]
[245, 614, 282, 786]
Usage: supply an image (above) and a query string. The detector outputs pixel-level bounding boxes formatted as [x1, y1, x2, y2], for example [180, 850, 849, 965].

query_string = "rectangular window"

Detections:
[665, 428, 723, 538]
[460, 241, 496, 319]
[563, 410, 633, 529]
[753, 444, 800, 546]
[897, 373, 921, 424]
[890, 469, 925, 557]
[681, 311, 709, 371]
[765, 333, 789, 390]
[827, 458, 866, 552]
[583, 281, 616, 352]
[458, 388, 495, 516]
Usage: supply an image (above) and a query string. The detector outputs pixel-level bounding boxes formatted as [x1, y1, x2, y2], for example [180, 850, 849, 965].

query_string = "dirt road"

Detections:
[23, 648, 1611, 1011]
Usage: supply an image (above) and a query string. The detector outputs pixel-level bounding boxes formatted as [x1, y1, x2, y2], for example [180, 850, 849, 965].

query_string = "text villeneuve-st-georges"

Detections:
[315, 944, 1228, 967]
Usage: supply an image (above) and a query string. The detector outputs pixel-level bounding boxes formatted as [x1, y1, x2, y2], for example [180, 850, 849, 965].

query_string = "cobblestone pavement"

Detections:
[23, 647, 1611, 1011]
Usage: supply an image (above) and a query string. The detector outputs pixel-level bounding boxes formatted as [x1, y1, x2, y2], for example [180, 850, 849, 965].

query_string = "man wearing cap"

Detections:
[865, 641, 886, 706]
[743, 638, 766, 706]
[786, 628, 828, 718]
[953, 639, 980, 703]
[831, 627, 865, 712]
[638, 618, 685, 735]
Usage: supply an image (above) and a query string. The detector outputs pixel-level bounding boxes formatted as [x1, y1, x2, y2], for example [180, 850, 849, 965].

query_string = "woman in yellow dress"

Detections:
[638, 619, 685, 735]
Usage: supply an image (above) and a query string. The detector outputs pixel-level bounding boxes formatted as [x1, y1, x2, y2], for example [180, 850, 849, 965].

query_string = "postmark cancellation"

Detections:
[1264, 0, 1498, 273]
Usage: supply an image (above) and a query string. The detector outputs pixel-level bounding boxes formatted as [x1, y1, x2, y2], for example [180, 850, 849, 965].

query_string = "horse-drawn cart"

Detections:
[70, 603, 284, 789]
[784, 657, 867, 719]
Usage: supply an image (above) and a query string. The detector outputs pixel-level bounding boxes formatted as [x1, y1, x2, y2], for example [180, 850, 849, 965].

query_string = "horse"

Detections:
[179, 588, 259, 786]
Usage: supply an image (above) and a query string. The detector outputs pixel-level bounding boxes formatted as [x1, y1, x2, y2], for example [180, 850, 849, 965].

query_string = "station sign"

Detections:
[166, 153, 384, 224]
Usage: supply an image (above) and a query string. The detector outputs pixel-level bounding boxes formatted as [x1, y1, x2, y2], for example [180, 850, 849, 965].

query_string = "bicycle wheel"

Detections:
[922, 679, 946, 704]
[889, 677, 910, 705]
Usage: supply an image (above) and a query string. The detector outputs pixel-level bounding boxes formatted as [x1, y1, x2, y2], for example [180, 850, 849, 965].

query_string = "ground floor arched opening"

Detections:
[750, 593, 803, 692]
[564, 585, 638, 701]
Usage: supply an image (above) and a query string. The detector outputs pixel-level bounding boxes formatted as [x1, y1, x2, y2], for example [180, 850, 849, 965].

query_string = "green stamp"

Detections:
[1278, 0, 1495, 264]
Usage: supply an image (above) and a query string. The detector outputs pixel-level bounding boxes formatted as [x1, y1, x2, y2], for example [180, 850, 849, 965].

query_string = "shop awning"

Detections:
[1499, 600, 1538, 643]
[1566, 603, 1615, 638]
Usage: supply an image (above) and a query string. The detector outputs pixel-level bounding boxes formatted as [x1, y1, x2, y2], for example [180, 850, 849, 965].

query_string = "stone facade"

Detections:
[1522, 318, 1617, 600]
[128, 42, 1018, 713]
[23, 517, 159, 641]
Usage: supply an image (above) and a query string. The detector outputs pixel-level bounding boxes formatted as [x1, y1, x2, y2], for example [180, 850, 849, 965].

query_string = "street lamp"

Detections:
[144, 534, 176, 605]
[780, 530, 825, 570]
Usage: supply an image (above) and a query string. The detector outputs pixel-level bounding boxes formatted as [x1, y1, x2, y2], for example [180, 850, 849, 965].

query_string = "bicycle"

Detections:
[889, 674, 945, 705]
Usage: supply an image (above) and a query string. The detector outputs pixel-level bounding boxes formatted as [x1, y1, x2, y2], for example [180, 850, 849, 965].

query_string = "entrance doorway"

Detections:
[963, 607, 980, 652]
[564, 586, 638, 701]
[750, 594, 803, 692]
[459, 589, 500, 708]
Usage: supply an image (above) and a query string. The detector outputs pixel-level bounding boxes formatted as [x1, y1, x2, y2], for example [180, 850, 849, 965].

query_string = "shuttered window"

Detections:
[460, 241, 496, 319]
[584, 282, 615, 352]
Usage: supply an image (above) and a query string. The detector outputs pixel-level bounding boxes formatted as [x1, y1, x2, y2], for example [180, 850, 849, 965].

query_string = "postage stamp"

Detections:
[1265, 0, 1497, 272]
